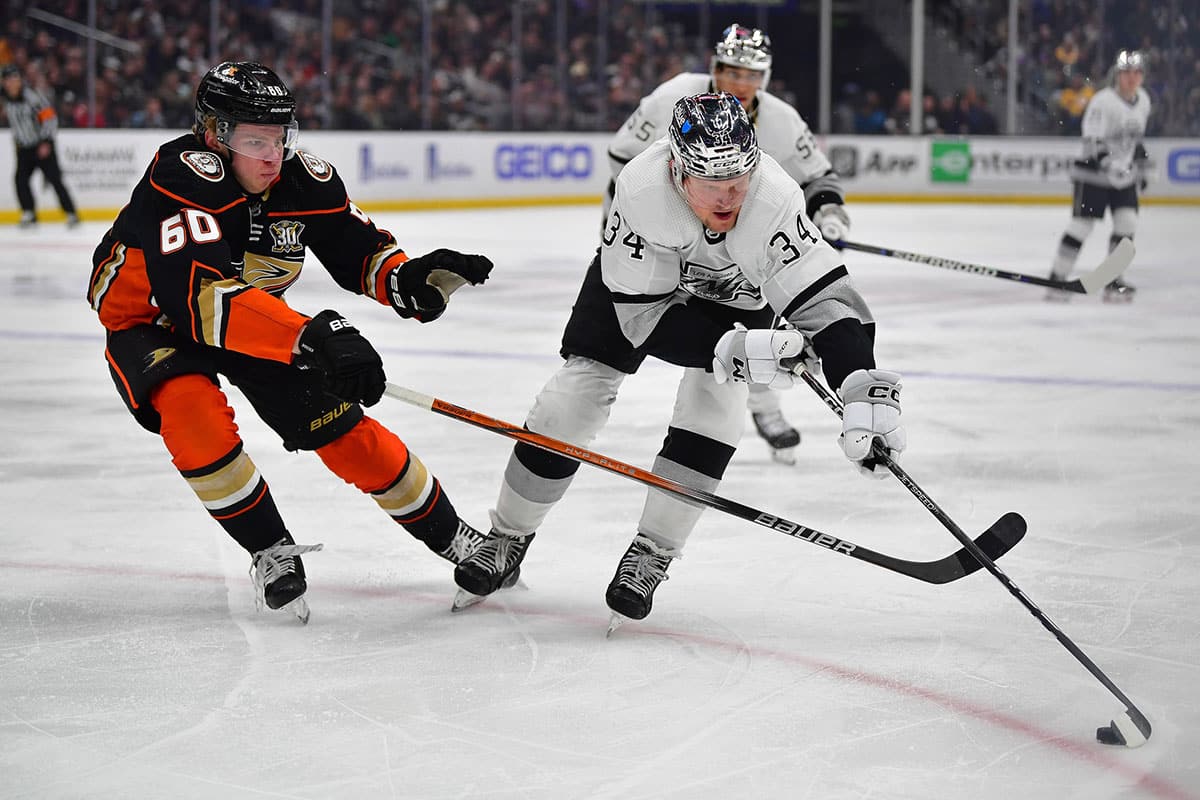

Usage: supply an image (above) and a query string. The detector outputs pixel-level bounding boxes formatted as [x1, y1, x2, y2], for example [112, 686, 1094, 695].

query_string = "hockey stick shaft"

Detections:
[834, 238, 1133, 295]
[382, 382, 1021, 585]
[799, 369, 1151, 741]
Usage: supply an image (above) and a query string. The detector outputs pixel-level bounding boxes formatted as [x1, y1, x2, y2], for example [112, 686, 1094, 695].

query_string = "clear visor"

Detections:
[683, 172, 752, 209]
[715, 65, 765, 86]
[222, 121, 299, 161]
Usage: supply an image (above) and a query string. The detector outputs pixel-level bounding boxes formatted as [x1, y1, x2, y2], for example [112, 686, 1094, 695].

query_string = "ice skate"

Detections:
[18, 211, 36, 229]
[435, 519, 490, 565]
[1103, 277, 1136, 303]
[604, 534, 675, 632]
[751, 410, 800, 465]
[451, 530, 534, 611]
[66, 213, 81, 229]
[250, 535, 324, 624]
[1044, 272, 1072, 302]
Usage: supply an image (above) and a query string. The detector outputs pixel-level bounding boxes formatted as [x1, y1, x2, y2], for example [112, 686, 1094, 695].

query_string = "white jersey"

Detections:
[602, 139, 871, 367]
[607, 73, 844, 214]
[1071, 86, 1152, 189]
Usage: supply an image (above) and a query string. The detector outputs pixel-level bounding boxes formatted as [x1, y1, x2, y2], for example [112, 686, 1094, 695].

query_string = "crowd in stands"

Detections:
[1, 0, 1197, 136]
[933, 0, 1200, 135]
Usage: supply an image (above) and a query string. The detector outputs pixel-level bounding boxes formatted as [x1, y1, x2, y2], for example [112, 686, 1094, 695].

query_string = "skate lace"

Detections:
[250, 540, 323, 610]
[615, 543, 672, 598]
[439, 520, 487, 564]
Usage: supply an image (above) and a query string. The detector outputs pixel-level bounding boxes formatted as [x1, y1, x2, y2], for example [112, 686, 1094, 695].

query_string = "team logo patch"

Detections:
[269, 220, 305, 253]
[298, 151, 333, 182]
[181, 151, 225, 182]
[143, 347, 177, 372]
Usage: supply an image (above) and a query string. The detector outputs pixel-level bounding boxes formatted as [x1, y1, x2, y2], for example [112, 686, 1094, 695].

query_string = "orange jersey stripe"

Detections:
[221, 285, 310, 362]
[92, 246, 159, 330]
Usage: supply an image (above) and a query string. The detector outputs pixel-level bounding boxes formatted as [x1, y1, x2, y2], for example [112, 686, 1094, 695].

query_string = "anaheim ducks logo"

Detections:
[297, 151, 333, 182]
[181, 151, 225, 182]
[143, 347, 177, 372]
[269, 220, 305, 253]
[243, 253, 301, 293]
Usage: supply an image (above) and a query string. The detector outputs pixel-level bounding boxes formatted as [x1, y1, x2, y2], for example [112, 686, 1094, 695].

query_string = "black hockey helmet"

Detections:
[668, 92, 759, 188]
[194, 62, 298, 159]
[1, 64, 21, 80]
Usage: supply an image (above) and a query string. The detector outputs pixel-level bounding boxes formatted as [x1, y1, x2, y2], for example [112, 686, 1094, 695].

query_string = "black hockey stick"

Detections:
[833, 237, 1133, 294]
[382, 382, 1024, 585]
[797, 367, 1151, 747]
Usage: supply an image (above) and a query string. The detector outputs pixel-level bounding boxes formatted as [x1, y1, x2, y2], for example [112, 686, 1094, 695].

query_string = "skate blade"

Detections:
[769, 446, 797, 465]
[451, 589, 486, 612]
[1102, 292, 1135, 304]
[606, 613, 629, 638]
[450, 577, 528, 612]
[281, 596, 310, 625]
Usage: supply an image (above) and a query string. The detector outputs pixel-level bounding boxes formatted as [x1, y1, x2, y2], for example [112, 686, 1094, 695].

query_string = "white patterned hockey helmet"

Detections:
[711, 24, 772, 90]
[1114, 49, 1145, 73]
[668, 92, 760, 194]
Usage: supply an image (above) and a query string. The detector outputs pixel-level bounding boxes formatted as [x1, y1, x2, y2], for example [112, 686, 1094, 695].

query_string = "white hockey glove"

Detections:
[813, 203, 850, 243]
[838, 368, 905, 478]
[713, 323, 806, 390]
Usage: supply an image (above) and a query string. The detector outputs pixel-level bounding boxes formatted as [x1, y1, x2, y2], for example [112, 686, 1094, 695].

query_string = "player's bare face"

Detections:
[714, 66, 764, 107]
[683, 173, 751, 232]
[1116, 69, 1143, 101]
[227, 124, 288, 193]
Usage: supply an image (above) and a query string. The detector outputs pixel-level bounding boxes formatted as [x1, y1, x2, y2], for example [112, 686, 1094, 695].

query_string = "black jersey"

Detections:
[88, 134, 409, 363]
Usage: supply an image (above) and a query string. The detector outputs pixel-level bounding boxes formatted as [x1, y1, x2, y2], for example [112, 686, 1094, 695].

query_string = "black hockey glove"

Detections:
[387, 248, 494, 323]
[296, 310, 386, 407]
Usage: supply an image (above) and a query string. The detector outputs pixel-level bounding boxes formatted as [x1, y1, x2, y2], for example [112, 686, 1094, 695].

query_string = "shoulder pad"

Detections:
[276, 150, 349, 213]
[149, 134, 245, 213]
[616, 140, 696, 248]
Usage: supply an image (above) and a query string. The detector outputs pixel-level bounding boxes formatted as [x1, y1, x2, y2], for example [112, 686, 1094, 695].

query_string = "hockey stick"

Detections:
[382, 382, 1024, 585]
[833, 237, 1133, 294]
[796, 368, 1151, 747]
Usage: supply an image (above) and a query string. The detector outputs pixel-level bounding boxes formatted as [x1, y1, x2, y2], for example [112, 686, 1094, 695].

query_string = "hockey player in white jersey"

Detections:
[605, 24, 851, 463]
[454, 93, 904, 627]
[1047, 49, 1152, 302]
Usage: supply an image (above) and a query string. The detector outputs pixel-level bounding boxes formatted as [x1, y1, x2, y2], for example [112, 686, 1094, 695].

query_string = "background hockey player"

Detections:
[603, 24, 853, 464]
[86, 62, 494, 621]
[1047, 49, 1152, 302]
[454, 92, 904, 629]
[1, 63, 79, 228]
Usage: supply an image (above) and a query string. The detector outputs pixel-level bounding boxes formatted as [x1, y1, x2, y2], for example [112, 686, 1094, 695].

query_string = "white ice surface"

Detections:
[1, 203, 1197, 799]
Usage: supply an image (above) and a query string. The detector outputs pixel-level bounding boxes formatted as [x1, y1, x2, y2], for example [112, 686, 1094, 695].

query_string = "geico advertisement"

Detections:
[306, 132, 610, 199]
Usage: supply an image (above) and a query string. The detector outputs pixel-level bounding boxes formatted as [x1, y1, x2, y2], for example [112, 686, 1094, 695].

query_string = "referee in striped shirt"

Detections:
[2, 64, 79, 228]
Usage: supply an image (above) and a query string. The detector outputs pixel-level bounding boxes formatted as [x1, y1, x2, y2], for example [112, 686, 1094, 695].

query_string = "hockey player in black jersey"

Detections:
[87, 62, 495, 621]
[454, 93, 904, 629]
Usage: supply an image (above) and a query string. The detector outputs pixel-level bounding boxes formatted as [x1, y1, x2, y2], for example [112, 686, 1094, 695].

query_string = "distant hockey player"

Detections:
[87, 62, 495, 622]
[455, 92, 903, 629]
[1047, 49, 1152, 302]
[605, 24, 852, 464]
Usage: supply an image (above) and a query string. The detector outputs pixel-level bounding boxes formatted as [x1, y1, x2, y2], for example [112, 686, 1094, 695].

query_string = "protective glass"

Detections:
[223, 121, 300, 161]
[682, 172, 752, 209]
